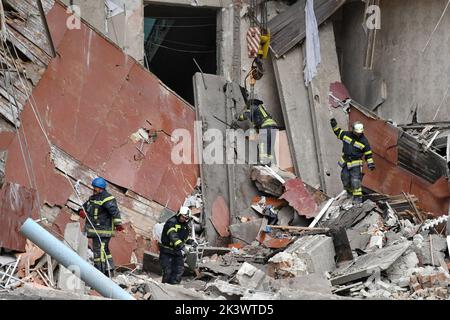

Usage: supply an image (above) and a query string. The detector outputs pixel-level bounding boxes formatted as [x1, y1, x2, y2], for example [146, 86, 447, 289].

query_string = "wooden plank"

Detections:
[46, 254, 54, 286]
[268, 0, 346, 57]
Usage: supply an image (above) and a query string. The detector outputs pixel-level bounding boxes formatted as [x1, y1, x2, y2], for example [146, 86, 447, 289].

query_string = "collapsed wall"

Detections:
[0, 0, 199, 266]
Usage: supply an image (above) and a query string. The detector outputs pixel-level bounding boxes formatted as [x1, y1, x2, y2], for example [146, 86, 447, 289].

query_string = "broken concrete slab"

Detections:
[324, 200, 379, 231]
[386, 250, 419, 284]
[198, 261, 242, 277]
[346, 229, 371, 251]
[250, 167, 283, 197]
[57, 222, 87, 294]
[241, 290, 279, 300]
[270, 273, 332, 295]
[277, 206, 294, 226]
[417, 235, 448, 267]
[331, 241, 412, 286]
[278, 288, 352, 300]
[285, 235, 336, 274]
[268, 235, 335, 278]
[235, 262, 267, 290]
[143, 278, 215, 300]
[229, 218, 263, 245]
[205, 279, 246, 300]
[7, 283, 107, 300]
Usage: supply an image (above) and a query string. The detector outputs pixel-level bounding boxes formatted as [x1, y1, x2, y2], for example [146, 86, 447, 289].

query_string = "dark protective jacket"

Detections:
[238, 103, 277, 129]
[82, 190, 122, 238]
[160, 215, 190, 256]
[332, 123, 374, 168]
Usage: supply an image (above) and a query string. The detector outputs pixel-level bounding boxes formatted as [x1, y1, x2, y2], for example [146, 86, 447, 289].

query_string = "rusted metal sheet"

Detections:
[0, 182, 39, 251]
[280, 178, 318, 218]
[210, 196, 230, 237]
[350, 105, 450, 214]
[109, 222, 138, 267]
[5, 1, 198, 214]
[329, 82, 350, 108]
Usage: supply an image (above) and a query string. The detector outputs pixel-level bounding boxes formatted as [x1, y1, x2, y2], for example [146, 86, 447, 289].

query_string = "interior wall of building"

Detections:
[60, 0, 145, 63]
[337, 0, 450, 124]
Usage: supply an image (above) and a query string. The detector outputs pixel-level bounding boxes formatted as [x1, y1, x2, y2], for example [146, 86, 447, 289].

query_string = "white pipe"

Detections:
[20, 218, 134, 300]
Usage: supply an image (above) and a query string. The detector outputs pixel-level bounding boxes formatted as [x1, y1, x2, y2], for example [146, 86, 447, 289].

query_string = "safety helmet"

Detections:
[352, 121, 364, 134]
[92, 177, 107, 189]
[248, 99, 264, 107]
[178, 206, 192, 219]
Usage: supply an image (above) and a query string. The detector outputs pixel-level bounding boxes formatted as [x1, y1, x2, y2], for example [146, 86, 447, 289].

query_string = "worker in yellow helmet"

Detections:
[330, 118, 375, 205]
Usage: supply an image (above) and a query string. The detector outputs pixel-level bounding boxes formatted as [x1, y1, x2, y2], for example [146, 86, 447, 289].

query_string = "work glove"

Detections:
[330, 118, 337, 128]
[78, 209, 86, 219]
[115, 224, 125, 232]
[368, 163, 376, 171]
[180, 246, 187, 258]
[231, 120, 239, 129]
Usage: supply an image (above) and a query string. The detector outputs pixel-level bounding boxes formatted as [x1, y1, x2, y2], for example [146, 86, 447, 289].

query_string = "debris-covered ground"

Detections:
[1, 163, 450, 300]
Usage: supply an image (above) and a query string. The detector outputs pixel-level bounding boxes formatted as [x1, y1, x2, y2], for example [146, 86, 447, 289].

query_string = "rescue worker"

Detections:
[78, 177, 124, 277]
[159, 207, 193, 284]
[236, 99, 278, 166]
[330, 118, 375, 205]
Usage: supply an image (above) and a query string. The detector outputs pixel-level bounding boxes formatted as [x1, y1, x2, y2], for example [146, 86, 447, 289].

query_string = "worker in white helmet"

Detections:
[330, 118, 375, 205]
[158, 206, 192, 284]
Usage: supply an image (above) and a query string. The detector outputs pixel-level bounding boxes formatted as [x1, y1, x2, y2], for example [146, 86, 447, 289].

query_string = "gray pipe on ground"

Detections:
[20, 218, 134, 300]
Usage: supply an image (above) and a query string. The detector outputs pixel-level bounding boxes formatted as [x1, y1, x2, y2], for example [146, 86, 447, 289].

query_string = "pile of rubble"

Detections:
[129, 165, 449, 301]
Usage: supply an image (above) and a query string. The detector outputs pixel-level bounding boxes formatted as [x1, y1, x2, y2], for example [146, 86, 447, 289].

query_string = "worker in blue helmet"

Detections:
[78, 177, 124, 277]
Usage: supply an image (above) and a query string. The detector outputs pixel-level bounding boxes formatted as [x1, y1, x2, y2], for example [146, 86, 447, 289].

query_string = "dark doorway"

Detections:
[144, 4, 217, 105]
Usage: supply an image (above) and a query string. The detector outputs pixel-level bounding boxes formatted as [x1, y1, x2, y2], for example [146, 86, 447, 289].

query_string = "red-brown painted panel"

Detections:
[5, 1, 198, 213]
[210, 196, 230, 237]
[280, 178, 318, 218]
[0, 183, 39, 251]
[109, 222, 137, 267]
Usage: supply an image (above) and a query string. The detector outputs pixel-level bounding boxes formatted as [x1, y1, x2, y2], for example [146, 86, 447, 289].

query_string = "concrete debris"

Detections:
[57, 222, 87, 294]
[268, 235, 335, 278]
[277, 206, 295, 226]
[386, 250, 420, 284]
[250, 166, 295, 197]
[331, 241, 412, 286]
[270, 273, 332, 295]
[235, 262, 267, 290]
[205, 279, 247, 299]
[229, 219, 263, 245]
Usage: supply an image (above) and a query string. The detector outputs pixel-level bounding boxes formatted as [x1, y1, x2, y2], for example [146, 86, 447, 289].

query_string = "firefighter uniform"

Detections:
[159, 215, 190, 284]
[331, 120, 375, 204]
[238, 99, 278, 165]
[82, 190, 122, 275]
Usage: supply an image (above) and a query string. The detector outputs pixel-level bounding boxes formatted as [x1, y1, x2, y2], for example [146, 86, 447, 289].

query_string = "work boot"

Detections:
[352, 196, 363, 206]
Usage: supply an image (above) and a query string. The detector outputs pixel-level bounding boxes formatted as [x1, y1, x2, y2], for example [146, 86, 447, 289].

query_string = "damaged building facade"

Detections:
[0, 0, 449, 300]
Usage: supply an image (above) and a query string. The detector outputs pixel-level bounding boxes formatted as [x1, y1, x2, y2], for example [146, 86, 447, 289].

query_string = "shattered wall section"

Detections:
[349, 105, 450, 214]
[0, 1, 199, 261]
[339, 0, 450, 123]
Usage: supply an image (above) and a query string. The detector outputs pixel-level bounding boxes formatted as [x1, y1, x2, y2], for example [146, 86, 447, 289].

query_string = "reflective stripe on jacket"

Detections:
[332, 125, 374, 168]
[160, 215, 189, 254]
[83, 190, 122, 238]
[238, 104, 277, 129]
